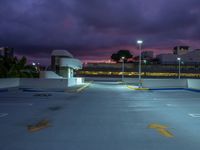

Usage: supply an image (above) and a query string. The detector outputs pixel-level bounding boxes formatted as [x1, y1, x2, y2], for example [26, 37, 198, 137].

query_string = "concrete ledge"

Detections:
[0, 78, 200, 90]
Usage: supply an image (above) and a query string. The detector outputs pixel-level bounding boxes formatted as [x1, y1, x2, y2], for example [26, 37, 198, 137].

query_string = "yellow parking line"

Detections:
[76, 83, 91, 92]
[127, 85, 149, 90]
[148, 123, 174, 138]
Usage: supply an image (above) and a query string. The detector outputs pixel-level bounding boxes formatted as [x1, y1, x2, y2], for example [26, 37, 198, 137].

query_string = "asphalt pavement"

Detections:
[0, 82, 200, 150]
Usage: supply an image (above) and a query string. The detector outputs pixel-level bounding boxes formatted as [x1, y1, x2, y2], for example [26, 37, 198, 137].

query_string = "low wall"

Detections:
[68, 77, 84, 87]
[85, 77, 188, 88]
[19, 78, 68, 89]
[40, 71, 63, 79]
[142, 79, 188, 88]
[0, 77, 198, 90]
[0, 78, 19, 89]
[187, 79, 200, 89]
[85, 77, 122, 82]
[40, 71, 84, 87]
[20, 77, 84, 89]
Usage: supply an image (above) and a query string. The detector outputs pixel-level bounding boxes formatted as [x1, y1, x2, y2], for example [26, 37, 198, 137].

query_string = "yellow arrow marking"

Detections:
[148, 123, 174, 138]
[127, 86, 149, 90]
[157, 128, 174, 138]
[148, 123, 168, 129]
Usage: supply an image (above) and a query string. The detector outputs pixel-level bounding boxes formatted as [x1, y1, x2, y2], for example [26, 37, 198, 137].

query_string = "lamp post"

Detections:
[177, 57, 181, 79]
[121, 56, 125, 82]
[137, 40, 143, 88]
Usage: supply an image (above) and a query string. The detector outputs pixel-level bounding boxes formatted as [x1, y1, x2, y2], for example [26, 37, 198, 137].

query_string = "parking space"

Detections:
[0, 82, 200, 150]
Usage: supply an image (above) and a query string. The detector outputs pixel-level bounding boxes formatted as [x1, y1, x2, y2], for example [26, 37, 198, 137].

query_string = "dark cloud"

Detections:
[0, 0, 200, 63]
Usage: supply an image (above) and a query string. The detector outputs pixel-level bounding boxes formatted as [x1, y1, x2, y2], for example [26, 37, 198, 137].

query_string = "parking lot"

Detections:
[0, 82, 200, 150]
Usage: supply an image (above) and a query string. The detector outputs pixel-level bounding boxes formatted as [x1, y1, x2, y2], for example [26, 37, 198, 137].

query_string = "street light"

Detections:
[177, 57, 181, 79]
[137, 40, 143, 88]
[121, 56, 125, 82]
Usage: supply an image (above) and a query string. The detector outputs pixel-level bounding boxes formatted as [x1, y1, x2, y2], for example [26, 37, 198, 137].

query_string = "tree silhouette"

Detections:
[111, 50, 133, 62]
[0, 56, 38, 78]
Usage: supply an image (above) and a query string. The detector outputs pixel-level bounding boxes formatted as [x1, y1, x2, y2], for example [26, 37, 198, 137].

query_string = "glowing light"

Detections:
[77, 71, 200, 78]
[137, 40, 143, 44]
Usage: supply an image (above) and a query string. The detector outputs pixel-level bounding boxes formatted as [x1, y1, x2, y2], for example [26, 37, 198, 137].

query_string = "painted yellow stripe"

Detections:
[148, 123, 174, 138]
[76, 83, 91, 92]
[157, 128, 174, 138]
[127, 86, 149, 90]
[148, 123, 168, 129]
[27, 119, 50, 132]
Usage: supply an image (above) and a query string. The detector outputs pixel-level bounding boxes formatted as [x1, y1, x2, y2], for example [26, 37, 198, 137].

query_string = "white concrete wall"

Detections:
[142, 79, 188, 88]
[68, 77, 84, 87]
[19, 78, 68, 89]
[76, 77, 84, 84]
[85, 77, 123, 82]
[59, 58, 82, 69]
[20, 77, 84, 89]
[84, 77, 188, 88]
[125, 78, 187, 88]
[0, 78, 19, 89]
[68, 78, 76, 87]
[40, 71, 63, 79]
[187, 79, 200, 89]
[1, 77, 198, 90]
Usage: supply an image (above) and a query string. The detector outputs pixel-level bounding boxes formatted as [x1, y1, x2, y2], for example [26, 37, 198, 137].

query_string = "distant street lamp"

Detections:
[32, 62, 36, 66]
[143, 59, 147, 77]
[32, 62, 40, 72]
[177, 57, 181, 79]
[121, 56, 125, 81]
[137, 40, 143, 88]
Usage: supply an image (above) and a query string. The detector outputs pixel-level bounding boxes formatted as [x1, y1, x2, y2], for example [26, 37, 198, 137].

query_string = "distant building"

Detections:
[141, 51, 154, 59]
[157, 48, 200, 65]
[173, 46, 190, 55]
[156, 54, 178, 64]
[51, 50, 82, 78]
[181, 49, 200, 64]
[0, 47, 14, 57]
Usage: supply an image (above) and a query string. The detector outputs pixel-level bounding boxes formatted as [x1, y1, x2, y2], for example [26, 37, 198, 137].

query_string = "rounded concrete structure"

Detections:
[51, 50, 82, 78]
[51, 50, 74, 58]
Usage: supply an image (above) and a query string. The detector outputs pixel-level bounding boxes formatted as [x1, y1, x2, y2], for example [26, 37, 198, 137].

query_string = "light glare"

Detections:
[137, 40, 143, 44]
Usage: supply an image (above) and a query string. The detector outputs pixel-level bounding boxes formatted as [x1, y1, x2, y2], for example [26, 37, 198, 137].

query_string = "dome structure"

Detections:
[51, 49, 82, 78]
[51, 50, 73, 58]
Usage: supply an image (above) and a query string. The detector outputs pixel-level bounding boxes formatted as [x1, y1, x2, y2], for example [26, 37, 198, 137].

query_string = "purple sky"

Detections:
[0, 0, 200, 65]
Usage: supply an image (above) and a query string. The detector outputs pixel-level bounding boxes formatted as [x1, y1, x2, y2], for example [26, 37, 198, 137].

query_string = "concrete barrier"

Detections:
[19, 77, 84, 89]
[0, 77, 198, 90]
[68, 77, 84, 87]
[0, 78, 19, 89]
[40, 71, 63, 79]
[19, 78, 68, 89]
[85, 77, 122, 82]
[142, 79, 188, 88]
[84, 77, 188, 88]
[187, 79, 200, 90]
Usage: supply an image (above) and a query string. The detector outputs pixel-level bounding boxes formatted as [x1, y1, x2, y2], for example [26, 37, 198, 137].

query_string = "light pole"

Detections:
[121, 56, 125, 82]
[137, 40, 143, 88]
[177, 57, 181, 79]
